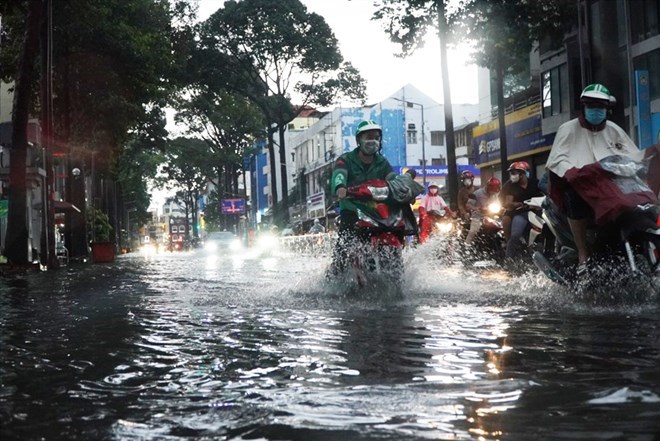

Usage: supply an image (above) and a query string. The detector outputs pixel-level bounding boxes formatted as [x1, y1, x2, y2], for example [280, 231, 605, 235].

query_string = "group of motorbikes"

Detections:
[328, 155, 660, 299]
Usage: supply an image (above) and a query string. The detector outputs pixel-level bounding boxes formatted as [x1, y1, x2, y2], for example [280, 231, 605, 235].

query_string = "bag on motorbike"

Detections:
[565, 155, 658, 225]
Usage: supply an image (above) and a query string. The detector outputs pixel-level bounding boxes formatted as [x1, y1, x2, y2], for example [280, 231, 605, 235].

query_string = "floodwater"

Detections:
[1, 241, 659, 440]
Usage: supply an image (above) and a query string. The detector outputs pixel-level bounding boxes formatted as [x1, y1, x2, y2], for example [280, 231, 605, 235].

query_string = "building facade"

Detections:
[472, 0, 660, 183]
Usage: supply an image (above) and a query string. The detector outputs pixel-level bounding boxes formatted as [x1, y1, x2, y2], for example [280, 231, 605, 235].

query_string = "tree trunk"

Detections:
[41, 0, 57, 269]
[5, 0, 43, 265]
[278, 124, 289, 222]
[267, 128, 278, 218]
[495, 52, 509, 175]
[437, 0, 458, 209]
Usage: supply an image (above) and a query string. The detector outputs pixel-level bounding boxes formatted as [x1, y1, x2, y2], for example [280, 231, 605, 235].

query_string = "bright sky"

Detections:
[195, 0, 479, 105]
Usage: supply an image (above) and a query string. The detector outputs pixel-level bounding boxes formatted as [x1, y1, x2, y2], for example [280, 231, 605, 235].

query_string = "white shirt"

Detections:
[546, 118, 643, 178]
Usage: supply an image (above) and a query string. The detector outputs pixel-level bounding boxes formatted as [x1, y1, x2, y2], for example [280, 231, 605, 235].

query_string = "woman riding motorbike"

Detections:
[418, 183, 455, 244]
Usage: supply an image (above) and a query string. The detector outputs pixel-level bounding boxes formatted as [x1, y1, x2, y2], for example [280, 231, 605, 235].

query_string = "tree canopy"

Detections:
[193, 0, 366, 219]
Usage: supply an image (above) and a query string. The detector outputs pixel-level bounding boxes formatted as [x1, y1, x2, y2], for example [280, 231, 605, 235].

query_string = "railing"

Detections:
[279, 232, 336, 256]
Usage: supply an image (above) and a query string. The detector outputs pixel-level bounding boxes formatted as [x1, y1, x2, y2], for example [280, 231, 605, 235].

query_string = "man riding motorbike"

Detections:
[501, 161, 544, 262]
[328, 120, 420, 278]
[465, 177, 502, 245]
[418, 183, 455, 244]
[457, 170, 478, 221]
[545, 83, 659, 276]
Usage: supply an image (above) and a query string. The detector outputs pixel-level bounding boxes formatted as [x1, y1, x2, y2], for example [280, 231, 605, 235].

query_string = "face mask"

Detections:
[510, 174, 520, 184]
[584, 108, 607, 125]
[463, 179, 472, 187]
[360, 139, 380, 155]
[429, 189, 438, 195]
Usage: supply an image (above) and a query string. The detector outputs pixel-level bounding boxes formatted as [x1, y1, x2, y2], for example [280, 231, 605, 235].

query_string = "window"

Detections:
[634, 48, 660, 101]
[542, 64, 569, 117]
[407, 130, 417, 144]
[630, 0, 659, 44]
[431, 131, 444, 146]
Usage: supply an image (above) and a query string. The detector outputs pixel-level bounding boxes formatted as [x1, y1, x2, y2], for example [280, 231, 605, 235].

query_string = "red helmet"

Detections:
[508, 161, 530, 173]
[461, 170, 475, 180]
[486, 177, 501, 193]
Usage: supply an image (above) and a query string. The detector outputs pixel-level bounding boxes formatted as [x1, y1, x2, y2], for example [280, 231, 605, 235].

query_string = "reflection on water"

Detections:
[0, 248, 659, 440]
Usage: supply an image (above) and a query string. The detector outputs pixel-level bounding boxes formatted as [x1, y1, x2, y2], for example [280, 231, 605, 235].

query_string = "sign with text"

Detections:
[222, 198, 245, 214]
[306, 191, 325, 219]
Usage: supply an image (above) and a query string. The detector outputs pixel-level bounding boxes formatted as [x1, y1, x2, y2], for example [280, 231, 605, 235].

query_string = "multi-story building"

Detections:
[473, 0, 660, 182]
[271, 84, 479, 225]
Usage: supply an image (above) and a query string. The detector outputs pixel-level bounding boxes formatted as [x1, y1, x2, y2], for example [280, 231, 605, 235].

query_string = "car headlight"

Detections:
[205, 242, 217, 252]
[257, 234, 278, 249]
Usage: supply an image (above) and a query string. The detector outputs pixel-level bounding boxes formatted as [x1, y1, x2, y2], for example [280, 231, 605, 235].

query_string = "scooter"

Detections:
[533, 156, 660, 297]
[460, 200, 506, 267]
[419, 208, 461, 264]
[328, 174, 419, 289]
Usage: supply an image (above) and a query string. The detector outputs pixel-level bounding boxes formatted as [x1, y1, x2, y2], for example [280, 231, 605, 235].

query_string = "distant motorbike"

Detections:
[328, 175, 419, 289]
[420, 208, 460, 263]
[533, 155, 660, 297]
[461, 199, 506, 267]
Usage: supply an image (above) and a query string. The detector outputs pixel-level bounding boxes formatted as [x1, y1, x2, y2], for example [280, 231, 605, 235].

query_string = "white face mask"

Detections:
[360, 139, 380, 155]
[463, 179, 473, 187]
[429, 189, 438, 195]
[510, 175, 520, 184]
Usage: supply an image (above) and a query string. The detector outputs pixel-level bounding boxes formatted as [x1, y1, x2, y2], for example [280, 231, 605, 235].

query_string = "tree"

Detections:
[174, 90, 264, 231]
[0, 1, 195, 263]
[175, 90, 264, 198]
[3, 1, 42, 264]
[160, 137, 210, 239]
[195, 0, 366, 220]
[455, 0, 576, 174]
[373, 0, 461, 209]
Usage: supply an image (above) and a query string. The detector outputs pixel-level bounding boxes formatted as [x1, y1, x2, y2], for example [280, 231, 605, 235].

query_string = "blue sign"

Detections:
[652, 113, 660, 145]
[635, 70, 653, 149]
[221, 198, 245, 214]
[394, 164, 480, 177]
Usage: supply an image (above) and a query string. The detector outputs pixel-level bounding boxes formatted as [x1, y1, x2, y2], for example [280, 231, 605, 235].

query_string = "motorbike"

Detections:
[419, 208, 460, 263]
[460, 199, 506, 267]
[498, 196, 555, 273]
[328, 173, 420, 290]
[533, 155, 660, 297]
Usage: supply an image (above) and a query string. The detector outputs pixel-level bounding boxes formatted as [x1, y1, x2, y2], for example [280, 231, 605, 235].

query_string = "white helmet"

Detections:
[580, 83, 616, 106]
[355, 120, 382, 139]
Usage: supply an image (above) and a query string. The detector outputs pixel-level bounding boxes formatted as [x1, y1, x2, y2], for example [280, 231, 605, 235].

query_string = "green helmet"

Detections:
[355, 120, 382, 139]
[580, 83, 616, 106]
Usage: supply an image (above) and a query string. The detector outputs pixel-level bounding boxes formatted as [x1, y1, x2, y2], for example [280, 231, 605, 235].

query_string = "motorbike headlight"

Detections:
[437, 222, 453, 233]
[369, 186, 389, 201]
[488, 202, 501, 214]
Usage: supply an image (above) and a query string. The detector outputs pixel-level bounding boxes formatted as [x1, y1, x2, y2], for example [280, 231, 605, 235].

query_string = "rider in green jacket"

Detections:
[329, 120, 397, 275]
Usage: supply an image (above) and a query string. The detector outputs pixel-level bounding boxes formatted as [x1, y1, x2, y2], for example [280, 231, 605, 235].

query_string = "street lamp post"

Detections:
[393, 98, 426, 188]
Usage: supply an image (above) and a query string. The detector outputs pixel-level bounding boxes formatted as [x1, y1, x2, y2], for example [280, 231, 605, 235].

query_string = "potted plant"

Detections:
[88, 208, 115, 262]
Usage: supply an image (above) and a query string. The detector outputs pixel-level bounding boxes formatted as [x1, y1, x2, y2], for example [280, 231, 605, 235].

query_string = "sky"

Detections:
[195, 0, 480, 105]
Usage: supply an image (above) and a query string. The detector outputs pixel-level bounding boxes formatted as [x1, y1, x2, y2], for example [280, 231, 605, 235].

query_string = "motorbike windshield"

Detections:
[598, 155, 653, 195]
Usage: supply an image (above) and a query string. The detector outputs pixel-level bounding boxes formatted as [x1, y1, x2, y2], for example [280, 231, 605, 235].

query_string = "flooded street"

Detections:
[1, 246, 659, 440]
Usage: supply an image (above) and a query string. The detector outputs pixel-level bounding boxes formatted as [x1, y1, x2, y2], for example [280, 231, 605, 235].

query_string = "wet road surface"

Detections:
[1, 244, 659, 440]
